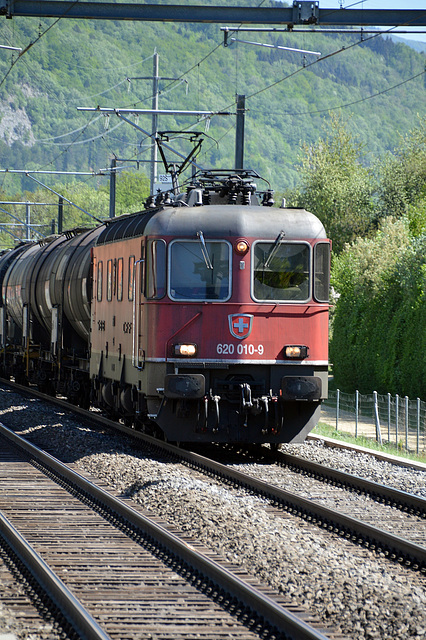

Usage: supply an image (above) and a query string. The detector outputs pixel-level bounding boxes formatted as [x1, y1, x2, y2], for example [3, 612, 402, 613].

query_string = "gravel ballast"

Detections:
[0, 388, 425, 640]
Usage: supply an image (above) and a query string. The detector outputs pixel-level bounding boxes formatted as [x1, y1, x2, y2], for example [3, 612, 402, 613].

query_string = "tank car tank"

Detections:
[0, 226, 104, 404]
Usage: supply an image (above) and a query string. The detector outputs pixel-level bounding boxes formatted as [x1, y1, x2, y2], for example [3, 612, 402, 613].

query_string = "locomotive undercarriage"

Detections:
[90, 361, 326, 444]
[156, 365, 324, 443]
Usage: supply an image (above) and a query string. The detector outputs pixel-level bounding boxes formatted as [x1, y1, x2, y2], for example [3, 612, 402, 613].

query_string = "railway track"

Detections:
[0, 421, 342, 640]
[41, 393, 426, 569]
[118, 435, 426, 570]
[2, 381, 426, 568]
[1, 381, 425, 639]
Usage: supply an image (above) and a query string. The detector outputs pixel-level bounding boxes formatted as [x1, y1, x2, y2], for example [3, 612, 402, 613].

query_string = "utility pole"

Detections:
[109, 157, 117, 218]
[151, 52, 159, 195]
[25, 203, 31, 241]
[235, 94, 245, 172]
[127, 56, 188, 194]
[58, 196, 64, 233]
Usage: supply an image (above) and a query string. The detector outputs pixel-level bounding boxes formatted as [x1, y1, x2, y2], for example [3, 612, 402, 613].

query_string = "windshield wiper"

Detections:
[196, 230, 213, 269]
[264, 230, 285, 268]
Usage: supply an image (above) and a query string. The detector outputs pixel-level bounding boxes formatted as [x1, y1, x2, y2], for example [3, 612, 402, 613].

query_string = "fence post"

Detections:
[374, 391, 382, 445]
[336, 389, 340, 431]
[387, 393, 391, 442]
[405, 396, 409, 451]
[417, 398, 420, 456]
[355, 390, 359, 438]
[395, 394, 399, 447]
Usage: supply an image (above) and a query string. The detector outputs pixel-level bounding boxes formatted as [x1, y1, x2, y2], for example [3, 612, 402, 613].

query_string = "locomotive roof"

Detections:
[96, 204, 326, 245]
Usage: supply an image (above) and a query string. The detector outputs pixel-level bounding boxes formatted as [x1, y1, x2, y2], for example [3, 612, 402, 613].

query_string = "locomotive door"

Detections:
[132, 240, 145, 370]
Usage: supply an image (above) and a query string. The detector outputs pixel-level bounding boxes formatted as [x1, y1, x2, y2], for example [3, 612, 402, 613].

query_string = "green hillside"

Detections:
[0, 0, 425, 194]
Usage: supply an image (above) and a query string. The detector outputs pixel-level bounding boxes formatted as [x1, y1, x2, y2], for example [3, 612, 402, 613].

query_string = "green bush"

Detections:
[330, 219, 426, 398]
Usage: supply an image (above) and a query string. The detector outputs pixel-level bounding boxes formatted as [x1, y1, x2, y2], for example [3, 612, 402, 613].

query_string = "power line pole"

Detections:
[127, 56, 188, 194]
[58, 196, 64, 233]
[235, 94, 245, 172]
[25, 203, 31, 241]
[109, 157, 117, 218]
[151, 52, 159, 195]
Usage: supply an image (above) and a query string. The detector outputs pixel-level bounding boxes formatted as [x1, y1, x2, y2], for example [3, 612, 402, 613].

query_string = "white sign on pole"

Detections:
[153, 174, 173, 193]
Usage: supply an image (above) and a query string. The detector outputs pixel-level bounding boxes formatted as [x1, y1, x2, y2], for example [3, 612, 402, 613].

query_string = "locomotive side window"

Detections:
[146, 240, 166, 299]
[314, 242, 330, 302]
[169, 240, 231, 301]
[117, 257, 123, 301]
[253, 242, 310, 301]
[107, 259, 113, 301]
[97, 261, 103, 302]
[128, 255, 135, 301]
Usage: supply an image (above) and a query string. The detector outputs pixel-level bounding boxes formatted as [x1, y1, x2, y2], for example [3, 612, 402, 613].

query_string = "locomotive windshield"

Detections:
[253, 242, 310, 301]
[169, 240, 231, 301]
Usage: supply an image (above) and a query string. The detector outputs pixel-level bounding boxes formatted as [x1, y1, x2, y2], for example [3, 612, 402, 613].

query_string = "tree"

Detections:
[288, 113, 375, 253]
[115, 171, 150, 216]
[375, 116, 426, 221]
[330, 217, 426, 397]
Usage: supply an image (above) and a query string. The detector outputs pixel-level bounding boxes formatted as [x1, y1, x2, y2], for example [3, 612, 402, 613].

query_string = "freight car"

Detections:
[0, 169, 330, 444]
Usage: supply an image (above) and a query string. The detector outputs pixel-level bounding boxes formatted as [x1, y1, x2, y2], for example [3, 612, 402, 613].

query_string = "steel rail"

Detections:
[0, 421, 331, 640]
[108, 417, 426, 518]
[37, 394, 425, 569]
[307, 433, 426, 472]
[275, 451, 426, 517]
[136, 436, 426, 569]
[0, 510, 112, 640]
[49, 391, 424, 520]
[167, 446, 426, 569]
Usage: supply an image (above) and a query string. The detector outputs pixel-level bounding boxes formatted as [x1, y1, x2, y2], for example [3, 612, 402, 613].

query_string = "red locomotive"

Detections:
[0, 169, 330, 444]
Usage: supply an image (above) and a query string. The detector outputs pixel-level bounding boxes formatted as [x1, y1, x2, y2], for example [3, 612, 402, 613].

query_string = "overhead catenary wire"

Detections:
[24, 173, 104, 224]
[36, 76, 191, 144]
[34, 115, 104, 142]
[0, 0, 82, 90]
[219, 21, 424, 114]
[1, 4, 238, 178]
[248, 69, 426, 119]
[38, 120, 125, 145]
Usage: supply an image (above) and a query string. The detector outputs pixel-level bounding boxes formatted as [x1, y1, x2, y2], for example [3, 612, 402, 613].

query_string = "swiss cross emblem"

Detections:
[228, 314, 253, 340]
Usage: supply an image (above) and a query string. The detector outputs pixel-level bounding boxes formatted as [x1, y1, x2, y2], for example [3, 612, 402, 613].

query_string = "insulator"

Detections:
[242, 190, 251, 205]
[202, 190, 211, 205]
[228, 190, 238, 205]
[262, 190, 275, 207]
[145, 195, 156, 208]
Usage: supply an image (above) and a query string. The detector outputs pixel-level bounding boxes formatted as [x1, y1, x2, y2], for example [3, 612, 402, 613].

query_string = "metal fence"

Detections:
[322, 390, 426, 454]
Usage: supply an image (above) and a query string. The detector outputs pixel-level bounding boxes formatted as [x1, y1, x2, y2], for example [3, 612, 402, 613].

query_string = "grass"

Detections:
[312, 421, 426, 465]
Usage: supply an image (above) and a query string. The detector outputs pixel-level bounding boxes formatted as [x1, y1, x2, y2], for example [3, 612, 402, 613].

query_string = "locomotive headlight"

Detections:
[284, 345, 308, 359]
[174, 343, 198, 357]
[234, 239, 250, 255]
